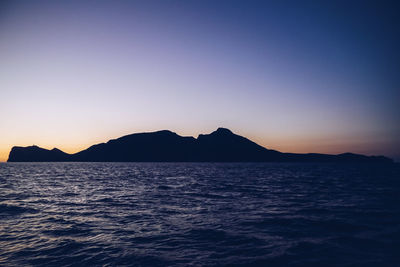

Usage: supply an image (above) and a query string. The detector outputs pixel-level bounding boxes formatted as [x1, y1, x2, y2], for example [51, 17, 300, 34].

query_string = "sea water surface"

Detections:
[0, 162, 399, 266]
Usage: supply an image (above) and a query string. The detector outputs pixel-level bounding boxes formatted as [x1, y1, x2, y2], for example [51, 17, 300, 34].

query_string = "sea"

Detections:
[0, 162, 399, 266]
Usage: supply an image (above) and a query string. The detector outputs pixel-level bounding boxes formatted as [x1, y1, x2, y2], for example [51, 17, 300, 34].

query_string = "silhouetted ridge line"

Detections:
[7, 128, 393, 163]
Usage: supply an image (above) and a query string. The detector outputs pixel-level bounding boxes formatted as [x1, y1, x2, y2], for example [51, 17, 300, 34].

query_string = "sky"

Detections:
[0, 0, 399, 162]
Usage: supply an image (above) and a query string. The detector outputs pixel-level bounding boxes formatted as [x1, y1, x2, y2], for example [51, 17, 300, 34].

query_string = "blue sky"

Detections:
[0, 0, 399, 161]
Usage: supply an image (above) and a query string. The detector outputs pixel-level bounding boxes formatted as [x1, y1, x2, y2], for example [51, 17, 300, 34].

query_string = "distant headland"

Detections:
[7, 128, 393, 163]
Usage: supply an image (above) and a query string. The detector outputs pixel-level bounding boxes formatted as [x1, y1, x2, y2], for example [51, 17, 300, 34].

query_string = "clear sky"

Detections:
[1, 0, 399, 162]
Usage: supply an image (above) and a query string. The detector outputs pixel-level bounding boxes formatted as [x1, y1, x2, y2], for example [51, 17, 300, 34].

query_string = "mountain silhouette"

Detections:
[7, 128, 393, 163]
[8, 146, 70, 162]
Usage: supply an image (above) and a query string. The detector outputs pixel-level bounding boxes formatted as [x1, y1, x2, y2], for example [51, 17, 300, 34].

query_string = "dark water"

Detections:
[0, 163, 399, 266]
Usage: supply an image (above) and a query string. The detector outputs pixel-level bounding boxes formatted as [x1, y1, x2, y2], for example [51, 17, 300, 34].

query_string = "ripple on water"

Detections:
[0, 204, 38, 217]
[0, 162, 399, 266]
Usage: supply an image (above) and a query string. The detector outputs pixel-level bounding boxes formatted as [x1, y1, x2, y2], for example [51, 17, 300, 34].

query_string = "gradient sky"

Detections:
[1, 0, 399, 162]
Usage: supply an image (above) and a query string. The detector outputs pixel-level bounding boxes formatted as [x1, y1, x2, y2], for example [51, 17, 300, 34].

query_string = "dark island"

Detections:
[7, 128, 393, 163]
